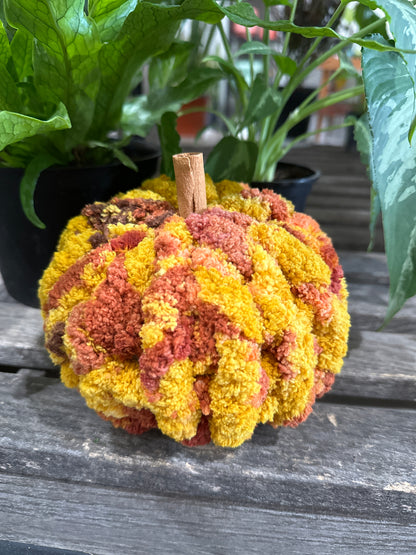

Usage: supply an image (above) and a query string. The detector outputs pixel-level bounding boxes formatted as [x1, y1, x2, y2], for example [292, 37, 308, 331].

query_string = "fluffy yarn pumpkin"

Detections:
[39, 175, 350, 447]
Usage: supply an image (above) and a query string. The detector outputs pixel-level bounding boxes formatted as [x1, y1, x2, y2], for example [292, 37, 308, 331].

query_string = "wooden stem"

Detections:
[172, 152, 207, 218]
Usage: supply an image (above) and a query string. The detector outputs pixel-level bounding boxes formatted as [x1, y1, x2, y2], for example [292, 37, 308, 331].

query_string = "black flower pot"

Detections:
[252, 162, 320, 212]
[0, 140, 160, 307]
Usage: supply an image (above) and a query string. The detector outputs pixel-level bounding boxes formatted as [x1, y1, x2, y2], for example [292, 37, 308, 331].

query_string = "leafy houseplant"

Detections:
[0, 0, 225, 228]
[356, 0, 416, 324]
[150, 0, 399, 186]
[0, 0, 233, 306]
[202, 0, 397, 184]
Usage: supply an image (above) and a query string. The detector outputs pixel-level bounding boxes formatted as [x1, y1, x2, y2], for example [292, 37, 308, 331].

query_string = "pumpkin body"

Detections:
[39, 176, 350, 447]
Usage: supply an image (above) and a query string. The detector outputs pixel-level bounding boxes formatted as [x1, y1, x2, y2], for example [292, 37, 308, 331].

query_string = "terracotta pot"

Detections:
[176, 97, 208, 138]
[0, 140, 160, 307]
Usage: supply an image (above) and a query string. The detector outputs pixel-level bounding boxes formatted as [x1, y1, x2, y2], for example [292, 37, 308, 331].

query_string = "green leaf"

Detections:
[157, 111, 181, 179]
[121, 66, 223, 137]
[89, 0, 138, 41]
[148, 40, 194, 90]
[5, 0, 102, 149]
[0, 63, 20, 110]
[242, 74, 281, 128]
[263, 0, 292, 5]
[10, 29, 33, 80]
[204, 55, 248, 92]
[0, 102, 71, 150]
[121, 95, 157, 137]
[362, 38, 416, 323]
[217, 1, 416, 53]
[87, 140, 138, 171]
[205, 136, 258, 182]
[91, 0, 224, 137]
[0, 19, 11, 66]
[368, 0, 416, 76]
[235, 41, 275, 58]
[273, 53, 297, 77]
[19, 152, 59, 228]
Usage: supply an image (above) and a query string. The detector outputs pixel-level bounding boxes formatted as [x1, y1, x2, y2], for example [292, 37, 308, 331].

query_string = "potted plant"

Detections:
[152, 0, 395, 210]
[0, 0, 225, 306]
[355, 0, 416, 325]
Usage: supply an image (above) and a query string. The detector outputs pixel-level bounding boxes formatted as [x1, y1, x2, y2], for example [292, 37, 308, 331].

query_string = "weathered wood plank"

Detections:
[0, 540, 87, 555]
[0, 302, 55, 370]
[307, 193, 372, 210]
[339, 251, 389, 285]
[283, 145, 370, 177]
[311, 225, 383, 252]
[307, 207, 373, 227]
[347, 283, 416, 333]
[1, 371, 415, 523]
[1, 474, 415, 555]
[331, 329, 416, 402]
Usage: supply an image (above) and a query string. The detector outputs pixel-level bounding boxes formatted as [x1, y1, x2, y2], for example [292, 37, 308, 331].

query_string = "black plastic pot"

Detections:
[252, 162, 320, 213]
[0, 140, 160, 307]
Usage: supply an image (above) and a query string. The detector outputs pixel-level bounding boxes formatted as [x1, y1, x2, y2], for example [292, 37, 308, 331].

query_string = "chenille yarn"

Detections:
[39, 175, 350, 447]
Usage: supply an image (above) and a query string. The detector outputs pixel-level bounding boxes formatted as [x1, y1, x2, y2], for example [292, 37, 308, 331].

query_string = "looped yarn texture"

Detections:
[39, 175, 350, 447]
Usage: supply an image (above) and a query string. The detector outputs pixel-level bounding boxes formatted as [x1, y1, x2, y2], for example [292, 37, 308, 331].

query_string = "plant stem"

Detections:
[296, 1, 346, 76]
[255, 16, 387, 179]
[281, 0, 298, 59]
[285, 16, 387, 103]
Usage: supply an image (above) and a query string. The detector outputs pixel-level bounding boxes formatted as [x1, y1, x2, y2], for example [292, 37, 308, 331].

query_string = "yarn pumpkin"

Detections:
[39, 174, 350, 448]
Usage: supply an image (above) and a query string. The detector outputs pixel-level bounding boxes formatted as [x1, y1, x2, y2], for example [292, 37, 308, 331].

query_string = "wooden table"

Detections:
[1, 147, 415, 554]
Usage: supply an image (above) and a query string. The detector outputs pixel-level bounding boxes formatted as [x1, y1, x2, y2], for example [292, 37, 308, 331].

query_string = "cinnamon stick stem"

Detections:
[173, 152, 207, 218]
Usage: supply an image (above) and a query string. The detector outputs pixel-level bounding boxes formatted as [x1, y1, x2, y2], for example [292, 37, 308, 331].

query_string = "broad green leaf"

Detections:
[242, 74, 281, 128]
[10, 29, 33, 80]
[205, 136, 258, 182]
[148, 67, 223, 113]
[91, 0, 224, 137]
[157, 111, 181, 179]
[235, 41, 275, 58]
[0, 102, 71, 150]
[5, 0, 102, 149]
[120, 96, 156, 137]
[148, 40, 194, 89]
[89, 0, 138, 41]
[362, 40, 416, 323]
[19, 152, 59, 228]
[368, 0, 416, 77]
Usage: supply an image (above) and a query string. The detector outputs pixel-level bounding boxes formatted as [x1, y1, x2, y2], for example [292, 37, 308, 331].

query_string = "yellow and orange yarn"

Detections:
[39, 175, 350, 447]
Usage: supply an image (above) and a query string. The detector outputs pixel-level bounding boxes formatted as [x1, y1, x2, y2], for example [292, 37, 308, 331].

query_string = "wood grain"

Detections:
[1, 474, 415, 555]
[1, 371, 415, 524]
